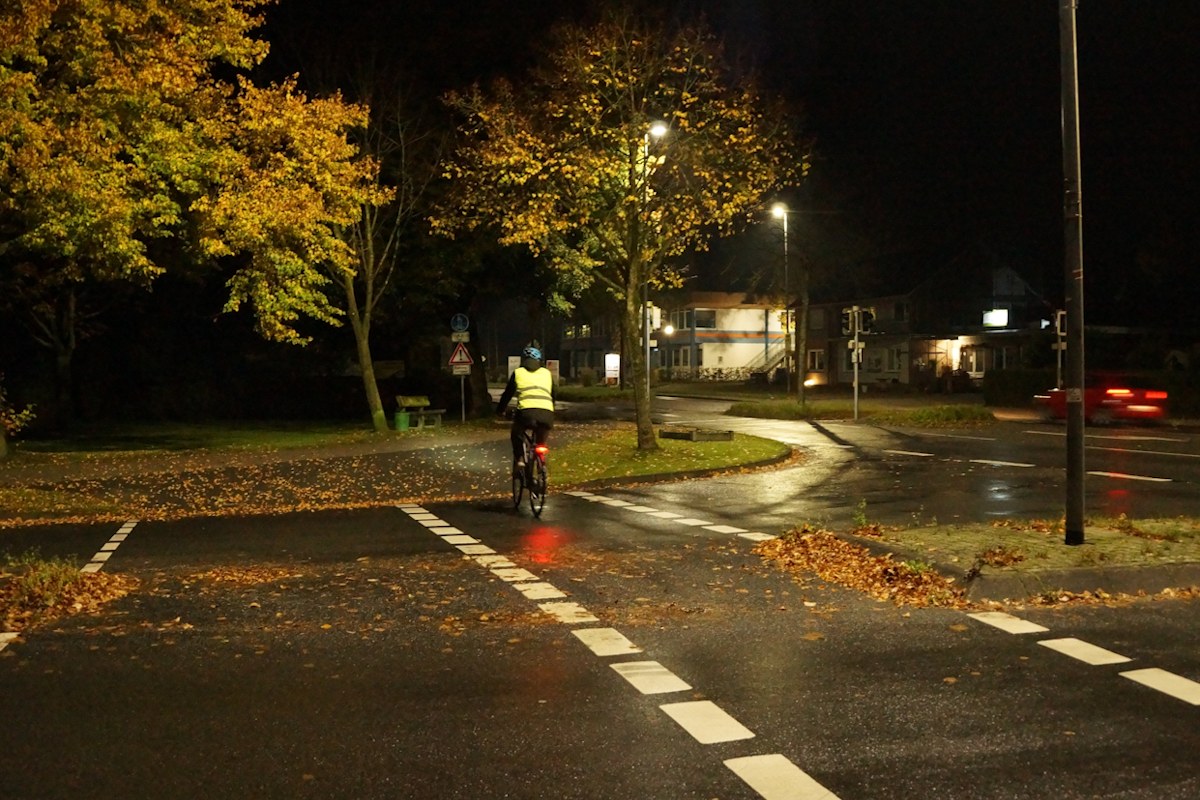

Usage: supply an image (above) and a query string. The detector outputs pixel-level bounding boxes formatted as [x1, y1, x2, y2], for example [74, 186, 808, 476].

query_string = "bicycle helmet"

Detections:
[522, 345, 543, 362]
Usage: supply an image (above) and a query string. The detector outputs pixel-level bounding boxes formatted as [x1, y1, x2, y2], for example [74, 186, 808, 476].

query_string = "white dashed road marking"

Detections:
[513, 582, 567, 601]
[967, 611, 1050, 634]
[610, 661, 693, 694]
[81, 521, 138, 573]
[1088, 471, 1172, 483]
[884, 449, 936, 458]
[537, 601, 599, 625]
[726, 754, 843, 800]
[1038, 637, 1132, 665]
[661, 700, 756, 744]
[705, 524, 748, 534]
[572, 628, 643, 657]
[969, 459, 1035, 468]
[1120, 668, 1200, 705]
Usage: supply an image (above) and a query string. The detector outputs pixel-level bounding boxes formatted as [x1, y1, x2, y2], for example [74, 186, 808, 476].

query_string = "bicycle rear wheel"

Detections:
[527, 457, 547, 517]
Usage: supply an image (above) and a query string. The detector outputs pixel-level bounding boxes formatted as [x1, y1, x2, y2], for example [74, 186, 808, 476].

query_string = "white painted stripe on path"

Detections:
[884, 449, 936, 458]
[1120, 668, 1200, 705]
[1038, 637, 1132, 665]
[513, 582, 567, 600]
[1088, 471, 1172, 483]
[407, 512, 439, 521]
[474, 555, 516, 568]
[660, 700, 755, 744]
[970, 459, 1035, 468]
[600, 499, 634, 507]
[443, 535, 481, 545]
[417, 519, 450, 527]
[725, 754, 842, 800]
[675, 518, 715, 526]
[456, 544, 496, 555]
[572, 628, 642, 656]
[491, 567, 539, 582]
[537, 602, 599, 625]
[968, 611, 1050, 634]
[647, 511, 684, 519]
[739, 533, 777, 542]
[622, 505, 658, 513]
[564, 491, 595, 497]
[705, 525, 748, 534]
[80, 563, 103, 574]
[431, 527, 465, 536]
[610, 661, 692, 694]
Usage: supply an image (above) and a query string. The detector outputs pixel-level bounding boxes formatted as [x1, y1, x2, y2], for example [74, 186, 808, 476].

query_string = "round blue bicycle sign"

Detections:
[450, 313, 469, 332]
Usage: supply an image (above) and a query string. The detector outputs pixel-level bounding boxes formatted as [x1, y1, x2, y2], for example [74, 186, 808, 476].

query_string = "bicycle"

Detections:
[511, 425, 548, 517]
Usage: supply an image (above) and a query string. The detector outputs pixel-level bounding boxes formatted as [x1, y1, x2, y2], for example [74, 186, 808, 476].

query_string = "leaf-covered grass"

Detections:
[727, 399, 995, 426]
[554, 427, 790, 484]
[1, 549, 137, 630]
[16, 421, 383, 456]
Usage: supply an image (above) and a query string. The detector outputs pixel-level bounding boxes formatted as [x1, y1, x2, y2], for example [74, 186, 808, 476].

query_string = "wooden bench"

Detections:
[395, 395, 446, 430]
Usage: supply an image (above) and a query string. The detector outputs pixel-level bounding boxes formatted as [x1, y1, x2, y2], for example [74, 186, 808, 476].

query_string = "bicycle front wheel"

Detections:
[527, 458, 547, 517]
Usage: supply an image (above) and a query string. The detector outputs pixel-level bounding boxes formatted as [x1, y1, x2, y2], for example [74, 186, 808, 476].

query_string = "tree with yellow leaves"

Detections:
[0, 0, 384, 433]
[433, 7, 808, 449]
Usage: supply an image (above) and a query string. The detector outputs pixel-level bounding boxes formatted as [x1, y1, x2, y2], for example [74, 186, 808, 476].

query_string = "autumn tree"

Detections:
[0, 0, 383, 427]
[433, 8, 808, 448]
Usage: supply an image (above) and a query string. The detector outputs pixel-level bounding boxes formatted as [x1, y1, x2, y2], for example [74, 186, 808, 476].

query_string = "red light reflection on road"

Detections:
[1103, 487, 1131, 518]
[521, 525, 571, 565]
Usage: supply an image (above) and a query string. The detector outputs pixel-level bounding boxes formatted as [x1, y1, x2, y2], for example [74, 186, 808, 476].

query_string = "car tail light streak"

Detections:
[1146, 390, 1168, 400]
[1105, 388, 1133, 397]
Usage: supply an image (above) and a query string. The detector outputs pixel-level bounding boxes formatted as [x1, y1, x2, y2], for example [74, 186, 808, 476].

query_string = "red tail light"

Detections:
[534, 445, 549, 456]
[1146, 390, 1168, 400]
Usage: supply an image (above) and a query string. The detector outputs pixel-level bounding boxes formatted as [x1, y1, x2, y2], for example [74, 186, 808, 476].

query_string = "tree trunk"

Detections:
[0, 427, 9, 460]
[344, 275, 389, 433]
[624, 283, 658, 450]
[796, 256, 810, 406]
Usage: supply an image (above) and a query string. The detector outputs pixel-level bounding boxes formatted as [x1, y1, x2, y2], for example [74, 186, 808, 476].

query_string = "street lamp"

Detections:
[771, 202, 796, 398]
[643, 122, 667, 399]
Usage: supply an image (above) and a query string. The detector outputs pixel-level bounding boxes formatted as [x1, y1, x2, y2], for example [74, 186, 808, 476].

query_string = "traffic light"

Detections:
[840, 307, 853, 335]
[860, 307, 875, 332]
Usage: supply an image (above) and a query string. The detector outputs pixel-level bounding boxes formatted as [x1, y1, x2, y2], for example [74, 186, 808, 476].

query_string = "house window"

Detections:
[672, 347, 690, 367]
[694, 309, 717, 329]
[671, 310, 694, 330]
[887, 347, 904, 372]
[807, 349, 826, 371]
[578, 324, 591, 338]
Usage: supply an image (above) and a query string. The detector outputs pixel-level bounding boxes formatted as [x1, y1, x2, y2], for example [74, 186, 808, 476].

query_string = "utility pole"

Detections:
[1061, 0, 1086, 545]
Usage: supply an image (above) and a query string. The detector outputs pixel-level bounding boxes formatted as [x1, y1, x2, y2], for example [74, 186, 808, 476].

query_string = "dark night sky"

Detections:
[265, 1, 1200, 329]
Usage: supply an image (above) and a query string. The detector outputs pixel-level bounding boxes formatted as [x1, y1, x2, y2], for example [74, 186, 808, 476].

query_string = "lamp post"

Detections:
[771, 203, 800, 401]
[642, 122, 667, 400]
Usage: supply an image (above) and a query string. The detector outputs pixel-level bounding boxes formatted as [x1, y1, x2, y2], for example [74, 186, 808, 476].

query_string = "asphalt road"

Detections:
[3, 402, 1199, 799]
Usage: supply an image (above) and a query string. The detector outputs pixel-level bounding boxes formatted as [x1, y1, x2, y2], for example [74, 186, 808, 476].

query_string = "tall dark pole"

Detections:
[1060, 0, 1086, 545]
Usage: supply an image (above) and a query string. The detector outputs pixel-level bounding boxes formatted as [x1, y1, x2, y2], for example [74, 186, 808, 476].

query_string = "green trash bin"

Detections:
[394, 411, 410, 431]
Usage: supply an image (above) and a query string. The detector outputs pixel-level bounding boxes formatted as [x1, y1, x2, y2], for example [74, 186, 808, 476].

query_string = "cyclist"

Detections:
[495, 344, 555, 471]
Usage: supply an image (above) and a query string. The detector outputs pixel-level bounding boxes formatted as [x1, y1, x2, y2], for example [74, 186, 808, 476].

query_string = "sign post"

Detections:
[448, 315, 472, 422]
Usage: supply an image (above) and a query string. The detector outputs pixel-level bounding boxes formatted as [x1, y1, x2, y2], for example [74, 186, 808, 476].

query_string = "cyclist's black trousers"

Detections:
[511, 408, 554, 461]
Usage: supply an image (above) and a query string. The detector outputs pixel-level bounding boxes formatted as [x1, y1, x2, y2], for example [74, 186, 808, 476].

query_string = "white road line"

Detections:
[884, 449, 936, 457]
[396, 503, 423, 510]
[610, 661, 692, 694]
[1038, 637, 1132, 665]
[537, 601, 599, 625]
[968, 611, 1050, 634]
[474, 555, 516, 568]
[513, 582, 567, 600]
[675, 518, 715, 526]
[456, 544, 496, 555]
[660, 700, 755, 744]
[431, 527, 465, 535]
[443, 534, 481, 545]
[1120, 668, 1200, 705]
[491, 567, 539, 582]
[600, 499, 634, 507]
[705, 524, 748, 534]
[1088, 471, 1172, 483]
[82, 521, 138, 573]
[647, 511, 684, 519]
[407, 512, 439, 521]
[416, 519, 450, 527]
[924, 432, 996, 441]
[622, 505, 658, 513]
[572, 628, 643, 656]
[969, 459, 1035, 468]
[725, 754, 842, 800]
[565, 491, 595, 497]
[739, 532, 777, 542]
[0, 631, 17, 653]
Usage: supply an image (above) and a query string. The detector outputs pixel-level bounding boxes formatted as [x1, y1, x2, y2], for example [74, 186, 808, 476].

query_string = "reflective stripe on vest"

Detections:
[514, 367, 554, 411]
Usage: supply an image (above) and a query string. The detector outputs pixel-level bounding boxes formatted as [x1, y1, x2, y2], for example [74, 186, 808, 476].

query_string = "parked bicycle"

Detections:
[511, 425, 548, 517]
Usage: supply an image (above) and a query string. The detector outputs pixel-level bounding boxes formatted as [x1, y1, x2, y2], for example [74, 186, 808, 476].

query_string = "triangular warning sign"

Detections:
[448, 342, 474, 366]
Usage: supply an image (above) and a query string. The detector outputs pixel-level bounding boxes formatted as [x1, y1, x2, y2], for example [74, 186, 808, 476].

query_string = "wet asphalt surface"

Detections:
[3, 403, 1200, 799]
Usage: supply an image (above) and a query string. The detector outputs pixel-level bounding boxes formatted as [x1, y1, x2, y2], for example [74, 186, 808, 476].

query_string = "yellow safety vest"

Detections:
[514, 367, 554, 411]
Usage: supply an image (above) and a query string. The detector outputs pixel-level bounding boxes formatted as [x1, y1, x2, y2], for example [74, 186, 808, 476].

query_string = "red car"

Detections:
[1035, 373, 1168, 425]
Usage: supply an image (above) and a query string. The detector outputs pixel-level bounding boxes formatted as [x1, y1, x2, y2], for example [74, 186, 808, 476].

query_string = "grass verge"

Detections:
[727, 399, 996, 425]
[1, 550, 137, 630]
